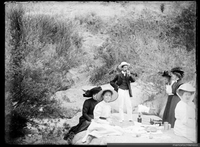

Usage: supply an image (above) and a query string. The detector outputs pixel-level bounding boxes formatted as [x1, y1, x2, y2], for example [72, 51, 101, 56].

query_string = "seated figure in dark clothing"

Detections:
[63, 86, 102, 144]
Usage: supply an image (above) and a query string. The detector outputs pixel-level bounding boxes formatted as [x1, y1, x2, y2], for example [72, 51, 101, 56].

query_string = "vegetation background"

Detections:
[5, 1, 196, 144]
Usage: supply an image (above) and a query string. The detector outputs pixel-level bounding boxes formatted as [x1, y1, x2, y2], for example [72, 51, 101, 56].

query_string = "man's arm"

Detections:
[110, 75, 119, 92]
[82, 100, 93, 122]
[128, 73, 135, 82]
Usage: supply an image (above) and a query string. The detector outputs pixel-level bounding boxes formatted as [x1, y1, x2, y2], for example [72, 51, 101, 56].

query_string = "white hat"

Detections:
[176, 83, 196, 102]
[118, 62, 130, 70]
[96, 89, 118, 103]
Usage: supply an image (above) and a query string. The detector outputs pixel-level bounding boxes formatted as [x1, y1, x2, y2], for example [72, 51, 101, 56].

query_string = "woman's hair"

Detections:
[178, 89, 195, 96]
[102, 90, 113, 97]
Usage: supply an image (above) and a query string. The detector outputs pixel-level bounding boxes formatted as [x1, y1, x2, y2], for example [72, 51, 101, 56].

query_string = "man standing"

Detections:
[110, 62, 135, 122]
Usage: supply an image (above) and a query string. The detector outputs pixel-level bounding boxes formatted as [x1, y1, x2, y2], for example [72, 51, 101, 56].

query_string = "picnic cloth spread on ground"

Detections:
[71, 113, 193, 145]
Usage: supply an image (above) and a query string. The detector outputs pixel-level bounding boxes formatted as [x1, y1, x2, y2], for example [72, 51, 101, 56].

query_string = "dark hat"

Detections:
[83, 86, 102, 97]
[96, 89, 118, 103]
[170, 67, 184, 79]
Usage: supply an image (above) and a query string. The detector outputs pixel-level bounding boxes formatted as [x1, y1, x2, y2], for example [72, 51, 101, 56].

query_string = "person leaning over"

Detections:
[110, 62, 136, 122]
[81, 89, 123, 144]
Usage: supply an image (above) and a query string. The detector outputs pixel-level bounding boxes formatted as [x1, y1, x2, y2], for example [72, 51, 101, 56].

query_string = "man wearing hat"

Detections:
[63, 86, 102, 144]
[162, 67, 184, 128]
[110, 62, 136, 122]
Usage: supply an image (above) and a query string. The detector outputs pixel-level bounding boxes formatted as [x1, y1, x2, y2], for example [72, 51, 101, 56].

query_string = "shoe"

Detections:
[86, 135, 94, 144]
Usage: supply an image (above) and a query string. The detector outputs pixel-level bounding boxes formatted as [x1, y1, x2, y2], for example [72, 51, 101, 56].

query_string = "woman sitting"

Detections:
[174, 83, 197, 142]
[81, 89, 123, 144]
[63, 86, 102, 144]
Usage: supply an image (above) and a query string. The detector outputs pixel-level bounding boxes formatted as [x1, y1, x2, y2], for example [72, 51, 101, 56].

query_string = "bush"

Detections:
[89, 2, 196, 88]
[5, 3, 84, 143]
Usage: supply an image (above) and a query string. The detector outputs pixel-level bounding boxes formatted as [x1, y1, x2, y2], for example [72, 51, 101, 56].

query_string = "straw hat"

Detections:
[118, 62, 130, 70]
[96, 89, 118, 103]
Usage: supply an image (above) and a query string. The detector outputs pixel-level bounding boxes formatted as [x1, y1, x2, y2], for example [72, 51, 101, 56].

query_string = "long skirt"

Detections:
[162, 95, 180, 128]
[64, 119, 90, 140]
[82, 120, 123, 142]
[162, 95, 173, 124]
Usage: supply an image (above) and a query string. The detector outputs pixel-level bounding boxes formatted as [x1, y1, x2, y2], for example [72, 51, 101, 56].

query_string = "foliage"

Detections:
[89, 2, 196, 87]
[5, 2, 196, 144]
[5, 3, 83, 142]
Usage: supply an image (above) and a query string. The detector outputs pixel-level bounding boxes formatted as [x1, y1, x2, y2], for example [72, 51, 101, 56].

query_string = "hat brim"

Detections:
[118, 63, 130, 70]
[170, 67, 184, 79]
[83, 86, 102, 98]
[176, 83, 196, 102]
[96, 89, 118, 103]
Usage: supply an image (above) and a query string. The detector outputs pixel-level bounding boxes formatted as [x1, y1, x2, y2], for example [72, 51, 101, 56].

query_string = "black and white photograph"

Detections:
[5, 1, 197, 145]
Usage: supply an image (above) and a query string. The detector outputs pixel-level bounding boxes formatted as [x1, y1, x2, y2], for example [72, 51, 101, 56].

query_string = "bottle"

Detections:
[137, 113, 142, 123]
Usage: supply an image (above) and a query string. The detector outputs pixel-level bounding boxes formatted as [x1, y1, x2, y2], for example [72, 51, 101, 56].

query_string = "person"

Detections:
[110, 62, 136, 122]
[174, 83, 196, 142]
[162, 67, 184, 128]
[63, 86, 102, 144]
[81, 89, 124, 144]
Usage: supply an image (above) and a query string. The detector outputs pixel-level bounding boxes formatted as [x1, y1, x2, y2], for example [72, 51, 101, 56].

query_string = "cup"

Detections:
[164, 122, 169, 130]
[149, 132, 153, 139]
[168, 124, 171, 130]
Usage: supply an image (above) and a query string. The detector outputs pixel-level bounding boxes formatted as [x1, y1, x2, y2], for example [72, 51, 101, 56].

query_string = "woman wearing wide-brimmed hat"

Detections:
[162, 67, 184, 128]
[174, 83, 196, 142]
[63, 86, 102, 144]
[81, 89, 123, 144]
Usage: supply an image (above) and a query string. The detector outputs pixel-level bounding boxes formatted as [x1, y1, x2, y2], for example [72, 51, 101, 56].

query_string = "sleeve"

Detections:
[82, 100, 93, 122]
[129, 74, 135, 82]
[175, 102, 187, 125]
[110, 75, 119, 92]
[93, 104, 102, 120]
[166, 84, 172, 95]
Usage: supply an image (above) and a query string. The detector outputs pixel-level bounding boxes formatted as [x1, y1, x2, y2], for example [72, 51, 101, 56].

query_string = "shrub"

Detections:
[5, 3, 83, 143]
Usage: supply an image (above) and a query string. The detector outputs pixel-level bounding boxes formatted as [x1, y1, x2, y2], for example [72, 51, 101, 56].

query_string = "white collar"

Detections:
[121, 71, 126, 75]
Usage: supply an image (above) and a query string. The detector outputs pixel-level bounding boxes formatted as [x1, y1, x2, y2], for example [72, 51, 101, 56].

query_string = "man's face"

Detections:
[122, 65, 128, 72]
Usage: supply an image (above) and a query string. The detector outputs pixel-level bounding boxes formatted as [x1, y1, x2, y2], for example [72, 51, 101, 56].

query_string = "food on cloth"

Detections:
[145, 126, 157, 132]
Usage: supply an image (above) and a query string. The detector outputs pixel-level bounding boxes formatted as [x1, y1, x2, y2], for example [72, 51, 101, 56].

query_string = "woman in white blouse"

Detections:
[81, 89, 123, 144]
[174, 83, 196, 142]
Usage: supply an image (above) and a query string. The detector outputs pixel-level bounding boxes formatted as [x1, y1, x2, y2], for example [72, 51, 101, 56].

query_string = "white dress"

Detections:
[82, 101, 123, 142]
[174, 101, 197, 142]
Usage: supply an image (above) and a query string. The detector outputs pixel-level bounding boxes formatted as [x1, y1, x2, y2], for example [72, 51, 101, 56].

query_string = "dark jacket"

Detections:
[79, 98, 98, 122]
[110, 72, 135, 97]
